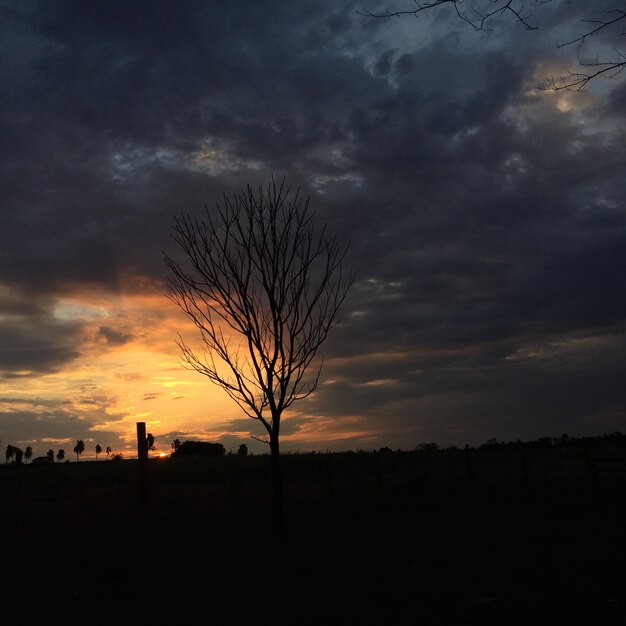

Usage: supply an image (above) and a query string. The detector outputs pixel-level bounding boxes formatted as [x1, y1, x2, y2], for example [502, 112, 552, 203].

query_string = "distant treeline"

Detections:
[356, 432, 626, 455]
[4, 432, 624, 467]
[472, 431, 626, 451]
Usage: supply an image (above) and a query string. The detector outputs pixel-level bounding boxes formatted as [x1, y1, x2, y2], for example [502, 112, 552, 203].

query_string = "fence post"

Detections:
[137, 422, 148, 463]
[137, 422, 148, 503]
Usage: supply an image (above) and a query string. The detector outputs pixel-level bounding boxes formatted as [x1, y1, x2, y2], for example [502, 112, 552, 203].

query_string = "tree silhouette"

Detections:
[171, 439, 181, 453]
[173, 441, 225, 458]
[57, 449, 65, 463]
[166, 178, 352, 533]
[238, 443, 248, 457]
[360, 2, 625, 90]
[24, 446, 32, 464]
[146, 433, 155, 451]
[73, 440, 85, 462]
[95, 444, 102, 461]
[105, 446, 112, 460]
[5, 444, 15, 464]
[46, 450, 54, 463]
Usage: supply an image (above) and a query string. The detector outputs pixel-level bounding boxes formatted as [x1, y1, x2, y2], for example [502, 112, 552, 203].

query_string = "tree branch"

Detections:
[360, 2, 625, 90]
[358, 0, 545, 31]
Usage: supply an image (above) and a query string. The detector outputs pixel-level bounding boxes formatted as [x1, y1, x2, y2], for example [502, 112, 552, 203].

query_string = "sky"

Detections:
[1, 0, 625, 459]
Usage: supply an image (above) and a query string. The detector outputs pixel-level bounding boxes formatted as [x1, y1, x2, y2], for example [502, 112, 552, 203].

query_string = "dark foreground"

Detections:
[1, 447, 625, 625]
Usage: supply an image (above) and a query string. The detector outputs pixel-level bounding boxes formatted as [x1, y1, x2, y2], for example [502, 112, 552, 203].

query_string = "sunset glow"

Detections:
[1, 1, 625, 460]
[1, 279, 251, 457]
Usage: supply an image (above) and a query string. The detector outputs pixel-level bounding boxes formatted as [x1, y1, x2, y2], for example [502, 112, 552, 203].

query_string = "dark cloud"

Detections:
[1, 0, 625, 448]
[0, 290, 82, 377]
[607, 81, 626, 116]
[97, 325, 133, 346]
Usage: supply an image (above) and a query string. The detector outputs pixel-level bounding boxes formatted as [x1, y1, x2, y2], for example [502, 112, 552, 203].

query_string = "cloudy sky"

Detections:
[1, 0, 624, 458]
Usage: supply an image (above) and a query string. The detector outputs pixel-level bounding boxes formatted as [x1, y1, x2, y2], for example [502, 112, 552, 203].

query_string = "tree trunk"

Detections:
[269, 432, 284, 538]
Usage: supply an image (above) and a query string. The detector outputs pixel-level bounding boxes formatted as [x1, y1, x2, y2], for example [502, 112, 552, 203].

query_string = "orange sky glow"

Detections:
[1, 274, 375, 459]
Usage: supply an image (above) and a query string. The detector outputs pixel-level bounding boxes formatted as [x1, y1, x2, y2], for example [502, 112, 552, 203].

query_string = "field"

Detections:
[2, 445, 625, 625]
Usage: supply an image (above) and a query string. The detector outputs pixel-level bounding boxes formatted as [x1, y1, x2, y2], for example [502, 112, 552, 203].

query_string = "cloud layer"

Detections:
[1, 0, 624, 454]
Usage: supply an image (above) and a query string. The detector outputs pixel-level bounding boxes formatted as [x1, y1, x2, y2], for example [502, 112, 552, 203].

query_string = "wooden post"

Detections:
[137, 422, 148, 463]
[136, 422, 148, 504]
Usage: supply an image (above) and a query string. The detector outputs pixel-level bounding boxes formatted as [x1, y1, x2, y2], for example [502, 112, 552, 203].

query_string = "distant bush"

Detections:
[31, 456, 52, 465]
[172, 441, 226, 458]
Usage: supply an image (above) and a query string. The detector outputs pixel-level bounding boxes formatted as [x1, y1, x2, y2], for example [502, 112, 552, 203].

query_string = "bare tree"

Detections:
[165, 178, 352, 534]
[359, 2, 625, 90]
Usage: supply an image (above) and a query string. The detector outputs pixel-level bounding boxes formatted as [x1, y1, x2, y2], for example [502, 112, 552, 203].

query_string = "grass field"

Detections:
[2, 445, 625, 624]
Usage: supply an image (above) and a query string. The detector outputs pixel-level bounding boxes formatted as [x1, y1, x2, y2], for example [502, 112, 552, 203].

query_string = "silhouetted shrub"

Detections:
[31, 456, 51, 465]
[172, 441, 226, 458]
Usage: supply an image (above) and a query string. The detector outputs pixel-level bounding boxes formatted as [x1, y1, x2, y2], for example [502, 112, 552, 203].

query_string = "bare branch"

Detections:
[557, 10, 626, 50]
[544, 50, 626, 91]
[358, 0, 545, 31]
[360, 2, 625, 90]
[545, 10, 626, 91]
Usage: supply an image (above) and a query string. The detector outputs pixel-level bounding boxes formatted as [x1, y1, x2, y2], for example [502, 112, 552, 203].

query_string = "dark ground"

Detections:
[1, 448, 625, 625]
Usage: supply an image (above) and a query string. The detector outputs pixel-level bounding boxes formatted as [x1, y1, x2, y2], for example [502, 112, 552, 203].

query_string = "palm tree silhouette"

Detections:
[46, 450, 54, 463]
[105, 446, 112, 460]
[24, 446, 33, 464]
[95, 444, 102, 460]
[73, 440, 85, 462]
[5, 444, 14, 464]
[57, 449, 65, 463]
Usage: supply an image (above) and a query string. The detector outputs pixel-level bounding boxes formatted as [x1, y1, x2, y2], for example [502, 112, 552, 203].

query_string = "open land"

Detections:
[2, 444, 625, 625]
